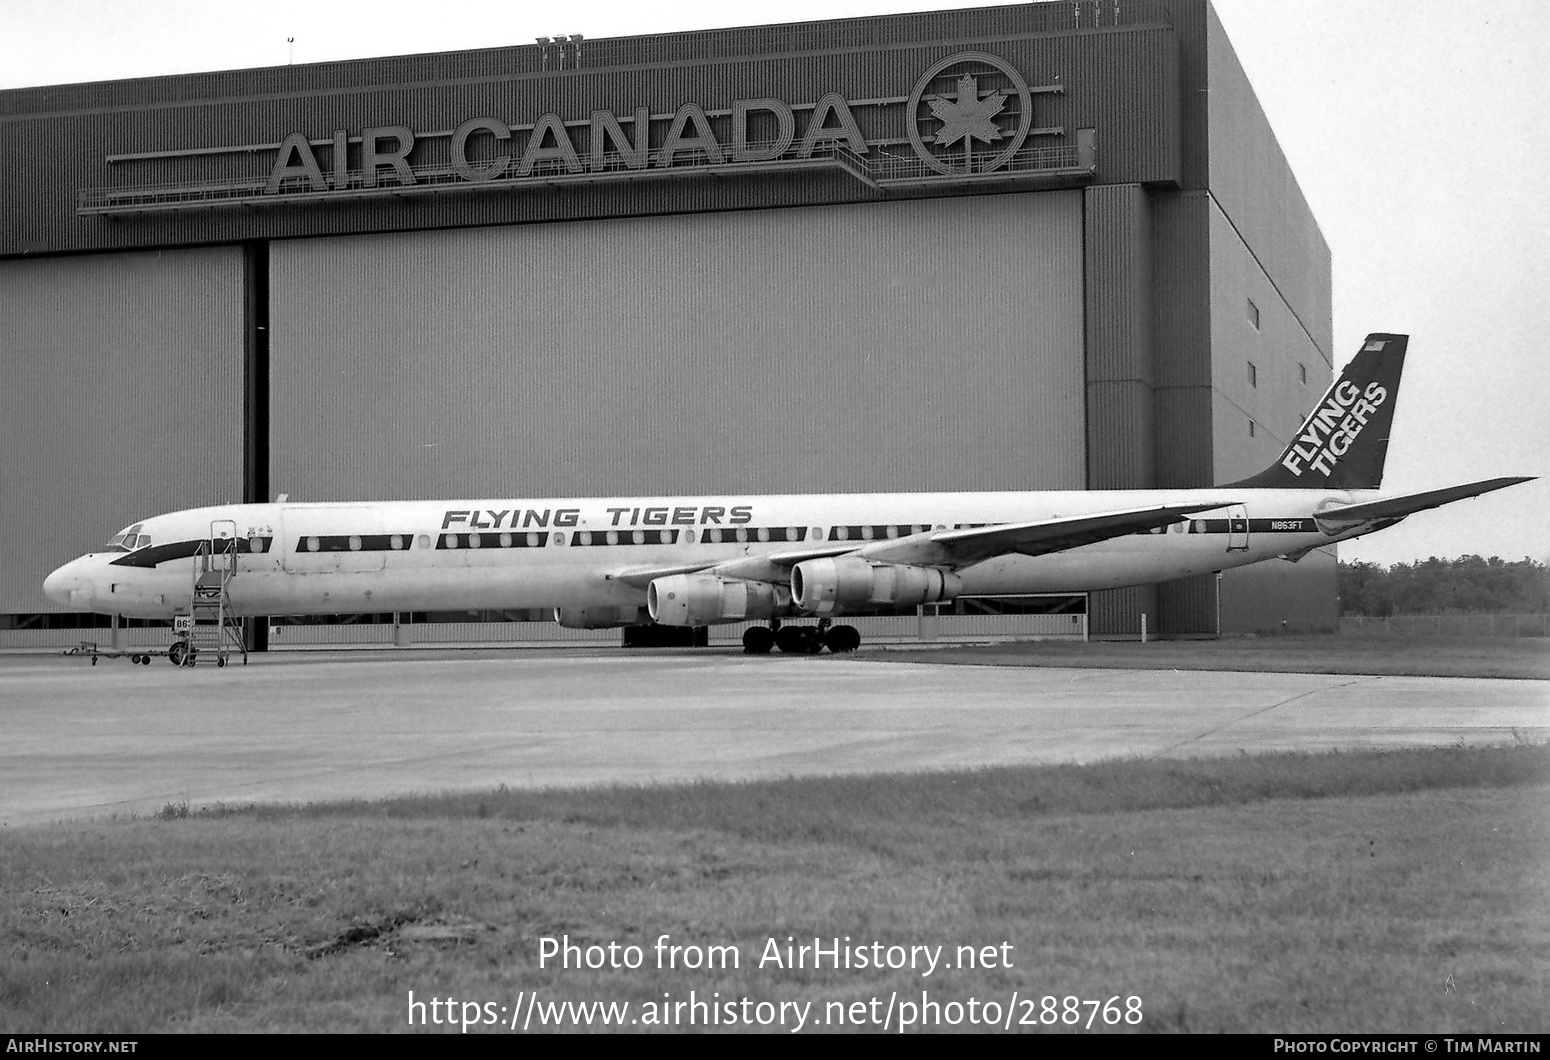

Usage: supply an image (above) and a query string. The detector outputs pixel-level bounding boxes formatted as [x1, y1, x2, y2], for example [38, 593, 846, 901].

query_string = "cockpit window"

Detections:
[105, 523, 146, 552]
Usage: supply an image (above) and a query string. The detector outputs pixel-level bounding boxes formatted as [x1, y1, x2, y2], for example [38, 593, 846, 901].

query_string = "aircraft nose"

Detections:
[44, 558, 87, 608]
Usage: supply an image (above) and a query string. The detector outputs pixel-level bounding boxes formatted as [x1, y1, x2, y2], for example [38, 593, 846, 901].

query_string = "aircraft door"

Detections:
[238, 511, 282, 573]
[1227, 504, 1249, 553]
[209, 519, 238, 572]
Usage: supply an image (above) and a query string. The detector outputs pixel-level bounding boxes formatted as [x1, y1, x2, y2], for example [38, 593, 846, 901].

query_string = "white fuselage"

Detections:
[44, 489, 1378, 622]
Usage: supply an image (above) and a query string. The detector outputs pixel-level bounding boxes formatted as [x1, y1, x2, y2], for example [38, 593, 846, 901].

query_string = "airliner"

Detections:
[43, 333, 1530, 657]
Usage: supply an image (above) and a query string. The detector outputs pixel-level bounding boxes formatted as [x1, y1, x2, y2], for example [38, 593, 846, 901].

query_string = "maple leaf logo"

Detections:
[926, 74, 1009, 150]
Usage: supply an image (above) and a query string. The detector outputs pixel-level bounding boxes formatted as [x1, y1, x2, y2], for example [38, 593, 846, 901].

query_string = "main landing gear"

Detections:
[742, 618, 861, 655]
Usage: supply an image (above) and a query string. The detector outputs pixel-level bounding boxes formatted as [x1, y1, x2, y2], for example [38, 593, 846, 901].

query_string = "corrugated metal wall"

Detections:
[1084, 182, 1159, 634]
[1150, 190, 1214, 489]
[269, 192, 1086, 501]
[0, 248, 244, 613]
[1085, 183, 1156, 490]
[1148, 191, 1234, 637]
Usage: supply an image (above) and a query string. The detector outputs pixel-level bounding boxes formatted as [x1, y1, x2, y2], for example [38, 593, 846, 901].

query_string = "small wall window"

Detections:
[1248, 361, 1257, 388]
[1247, 298, 1260, 331]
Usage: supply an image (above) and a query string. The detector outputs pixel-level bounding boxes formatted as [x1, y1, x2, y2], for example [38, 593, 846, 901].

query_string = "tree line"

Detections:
[1338, 556, 1549, 617]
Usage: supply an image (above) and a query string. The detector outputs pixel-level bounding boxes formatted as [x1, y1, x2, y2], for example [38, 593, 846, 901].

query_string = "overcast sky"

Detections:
[3, 0, 1545, 567]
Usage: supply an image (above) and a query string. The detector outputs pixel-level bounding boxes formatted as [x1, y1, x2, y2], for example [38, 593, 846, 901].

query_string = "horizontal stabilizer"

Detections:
[1315, 477, 1535, 525]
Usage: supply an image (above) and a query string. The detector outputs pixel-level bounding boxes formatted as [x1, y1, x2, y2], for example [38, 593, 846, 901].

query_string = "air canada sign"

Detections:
[262, 52, 1068, 199]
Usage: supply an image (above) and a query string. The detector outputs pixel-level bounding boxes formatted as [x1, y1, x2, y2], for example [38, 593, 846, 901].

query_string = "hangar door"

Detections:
[269, 191, 1085, 504]
[0, 248, 244, 616]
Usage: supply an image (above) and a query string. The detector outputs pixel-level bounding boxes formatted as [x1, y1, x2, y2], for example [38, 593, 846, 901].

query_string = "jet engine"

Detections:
[791, 557, 962, 614]
[554, 606, 648, 629]
[647, 574, 789, 626]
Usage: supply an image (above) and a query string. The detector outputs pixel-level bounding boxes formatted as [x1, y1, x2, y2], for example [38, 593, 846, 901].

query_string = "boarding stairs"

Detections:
[174, 520, 246, 667]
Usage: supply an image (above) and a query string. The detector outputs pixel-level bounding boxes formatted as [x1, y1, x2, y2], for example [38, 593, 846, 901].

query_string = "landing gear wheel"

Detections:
[742, 626, 775, 654]
[775, 626, 808, 654]
[802, 627, 824, 654]
[216, 656, 227, 668]
[824, 624, 861, 653]
[167, 643, 184, 667]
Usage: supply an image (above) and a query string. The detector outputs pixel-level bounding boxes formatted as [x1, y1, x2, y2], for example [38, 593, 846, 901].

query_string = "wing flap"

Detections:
[1315, 477, 1534, 526]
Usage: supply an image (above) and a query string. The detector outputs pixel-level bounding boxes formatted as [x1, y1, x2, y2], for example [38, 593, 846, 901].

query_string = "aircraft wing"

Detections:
[1315, 477, 1534, 527]
[610, 559, 718, 589]
[612, 501, 1238, 588]
[609, 544, 858, 589]
[854, 502, 1240, 568]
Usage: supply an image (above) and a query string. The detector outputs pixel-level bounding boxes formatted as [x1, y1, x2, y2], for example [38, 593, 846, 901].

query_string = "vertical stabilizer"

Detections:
[1226, 333, 1407, 489]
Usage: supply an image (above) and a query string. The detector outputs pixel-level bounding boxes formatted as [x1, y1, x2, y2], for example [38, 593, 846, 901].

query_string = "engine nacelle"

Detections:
[647, 574, 789, 626]
[554, 606, 648, 629]
[791, 557, 962, 615]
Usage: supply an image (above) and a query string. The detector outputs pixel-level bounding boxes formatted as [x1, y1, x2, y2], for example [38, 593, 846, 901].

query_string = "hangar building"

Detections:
[0, 0, 1334, 648]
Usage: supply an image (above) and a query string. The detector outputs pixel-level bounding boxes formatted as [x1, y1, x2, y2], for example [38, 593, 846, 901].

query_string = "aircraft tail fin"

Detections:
[1226, 333, 1407, 489]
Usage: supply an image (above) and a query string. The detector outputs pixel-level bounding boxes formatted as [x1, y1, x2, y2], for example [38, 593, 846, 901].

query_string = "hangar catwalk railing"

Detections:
[8, 2, 1170, 116]
[78, 132, 1098, 215]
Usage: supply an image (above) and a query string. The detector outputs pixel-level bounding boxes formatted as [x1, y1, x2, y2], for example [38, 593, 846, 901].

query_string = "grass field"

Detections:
[3, 744, 1546, 1034]
[858, 634, 1550, 680]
